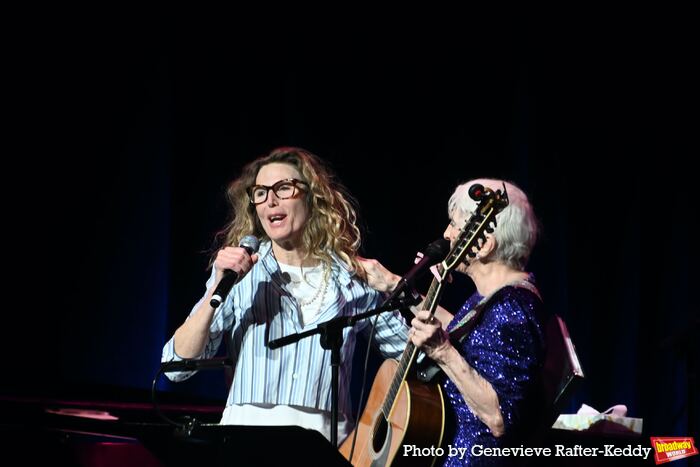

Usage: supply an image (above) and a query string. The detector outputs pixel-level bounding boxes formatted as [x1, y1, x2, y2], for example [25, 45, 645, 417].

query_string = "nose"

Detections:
[266, 189, 280, 206]
[443, 223, 453, 242]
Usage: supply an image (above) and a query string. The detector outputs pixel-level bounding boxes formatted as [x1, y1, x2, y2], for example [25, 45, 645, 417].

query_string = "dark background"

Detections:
[4, 10, 696, 451]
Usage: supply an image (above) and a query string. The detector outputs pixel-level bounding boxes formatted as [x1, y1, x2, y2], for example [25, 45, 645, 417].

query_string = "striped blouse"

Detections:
[162, 241, 409, 418]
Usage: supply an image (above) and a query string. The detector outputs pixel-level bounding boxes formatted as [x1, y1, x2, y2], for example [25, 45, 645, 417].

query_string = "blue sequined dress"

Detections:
[441, 276, 547, 466]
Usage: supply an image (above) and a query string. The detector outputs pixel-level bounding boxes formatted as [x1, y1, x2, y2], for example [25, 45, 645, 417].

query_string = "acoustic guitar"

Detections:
[340, 183, 509, 466]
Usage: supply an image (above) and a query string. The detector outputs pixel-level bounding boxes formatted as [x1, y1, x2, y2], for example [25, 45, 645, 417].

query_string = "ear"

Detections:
[477, 233, 497, 259]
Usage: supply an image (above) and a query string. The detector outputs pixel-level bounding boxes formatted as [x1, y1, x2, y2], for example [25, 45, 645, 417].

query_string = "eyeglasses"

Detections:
[247, 178, 309, 205]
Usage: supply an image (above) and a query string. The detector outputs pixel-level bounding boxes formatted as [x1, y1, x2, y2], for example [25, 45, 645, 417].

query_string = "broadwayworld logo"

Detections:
[650, 437, 698, 464]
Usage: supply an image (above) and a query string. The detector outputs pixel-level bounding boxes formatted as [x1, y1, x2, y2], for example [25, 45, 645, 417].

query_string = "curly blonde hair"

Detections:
[212, 147, 366, 279]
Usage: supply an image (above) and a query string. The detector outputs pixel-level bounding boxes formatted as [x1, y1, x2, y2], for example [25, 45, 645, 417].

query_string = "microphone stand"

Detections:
[267, 293, 420, 448]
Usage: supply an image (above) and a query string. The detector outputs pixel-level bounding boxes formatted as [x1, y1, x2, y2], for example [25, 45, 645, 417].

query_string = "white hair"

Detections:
[448, 178, 539, 270]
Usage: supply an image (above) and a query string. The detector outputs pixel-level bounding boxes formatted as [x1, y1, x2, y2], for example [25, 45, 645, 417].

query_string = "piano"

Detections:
[0, 388, 350, 467]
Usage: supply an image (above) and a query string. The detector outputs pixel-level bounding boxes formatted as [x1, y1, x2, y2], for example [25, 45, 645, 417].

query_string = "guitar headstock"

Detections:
[440, 183, 509, 273]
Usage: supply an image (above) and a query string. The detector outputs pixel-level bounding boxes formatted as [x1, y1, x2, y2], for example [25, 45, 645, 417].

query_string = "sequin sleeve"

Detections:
[463, 287, 545, 433]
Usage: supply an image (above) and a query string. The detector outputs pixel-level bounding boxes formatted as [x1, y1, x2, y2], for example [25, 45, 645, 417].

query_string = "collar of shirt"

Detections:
[257, 240, 355, 289]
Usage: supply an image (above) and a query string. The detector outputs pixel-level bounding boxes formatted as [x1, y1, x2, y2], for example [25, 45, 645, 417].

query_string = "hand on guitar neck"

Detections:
[408, 310, 452, 364]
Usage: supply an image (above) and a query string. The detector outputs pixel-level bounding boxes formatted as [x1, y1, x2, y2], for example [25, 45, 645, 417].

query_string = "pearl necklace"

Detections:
[272, 249, 331, 311]
[295, 262, 330, 307]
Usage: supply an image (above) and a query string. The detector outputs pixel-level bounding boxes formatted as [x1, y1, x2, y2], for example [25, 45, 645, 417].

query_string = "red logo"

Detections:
[650, 437, 698, 464]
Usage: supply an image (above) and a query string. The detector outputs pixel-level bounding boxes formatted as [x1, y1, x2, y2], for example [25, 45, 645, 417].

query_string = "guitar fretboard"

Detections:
[377, 186, 508, 418]
[380, 274, 444, 417]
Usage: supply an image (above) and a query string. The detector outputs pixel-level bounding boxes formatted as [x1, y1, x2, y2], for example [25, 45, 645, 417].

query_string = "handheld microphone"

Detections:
[387, 238, 450, 302]
[210, 235, 260, 308]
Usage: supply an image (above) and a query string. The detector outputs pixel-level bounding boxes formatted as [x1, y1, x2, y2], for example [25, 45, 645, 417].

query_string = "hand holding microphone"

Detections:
[210, 235, 260, 308]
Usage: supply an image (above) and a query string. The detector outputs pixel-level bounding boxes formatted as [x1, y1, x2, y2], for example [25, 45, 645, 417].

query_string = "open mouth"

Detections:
[268, 214, 287, 225]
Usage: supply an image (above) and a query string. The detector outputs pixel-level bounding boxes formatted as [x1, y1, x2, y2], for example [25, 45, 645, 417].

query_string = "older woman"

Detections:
[365, 178, 547, 466]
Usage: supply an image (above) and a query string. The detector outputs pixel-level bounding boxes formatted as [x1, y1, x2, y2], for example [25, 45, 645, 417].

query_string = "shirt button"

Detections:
[292, 373, 298, 379]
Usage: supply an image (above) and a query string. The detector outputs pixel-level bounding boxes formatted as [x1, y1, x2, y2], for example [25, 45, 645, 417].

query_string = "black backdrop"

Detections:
[5, 12, 696, 444]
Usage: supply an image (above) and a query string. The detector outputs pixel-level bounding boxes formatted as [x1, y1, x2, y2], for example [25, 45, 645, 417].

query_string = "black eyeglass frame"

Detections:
[246, 178, 309, 205]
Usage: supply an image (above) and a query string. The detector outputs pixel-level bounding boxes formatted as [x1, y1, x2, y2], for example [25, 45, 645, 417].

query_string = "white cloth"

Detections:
[278, 262, 336, 326]
[220, 403, 351, 443]
[552, 403, 642, 434]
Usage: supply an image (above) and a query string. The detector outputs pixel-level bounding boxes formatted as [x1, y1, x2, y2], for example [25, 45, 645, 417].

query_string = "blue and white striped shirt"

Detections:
[162, 241, 409, 418]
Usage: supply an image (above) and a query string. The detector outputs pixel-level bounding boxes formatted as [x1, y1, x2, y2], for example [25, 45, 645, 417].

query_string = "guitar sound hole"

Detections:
[372, 415, 389, 452]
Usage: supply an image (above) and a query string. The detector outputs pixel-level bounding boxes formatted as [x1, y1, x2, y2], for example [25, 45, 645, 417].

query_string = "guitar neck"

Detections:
[380, 275, 444, 417]
[375, 185, 509, 420]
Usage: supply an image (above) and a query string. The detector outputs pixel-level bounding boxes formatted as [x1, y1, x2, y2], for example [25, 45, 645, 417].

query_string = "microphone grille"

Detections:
[239, 235, 260, 253]
[425, 238, 450, 259]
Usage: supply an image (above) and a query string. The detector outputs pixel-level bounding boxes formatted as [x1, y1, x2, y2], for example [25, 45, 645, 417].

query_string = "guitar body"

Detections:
[339, 359, 447, 467]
